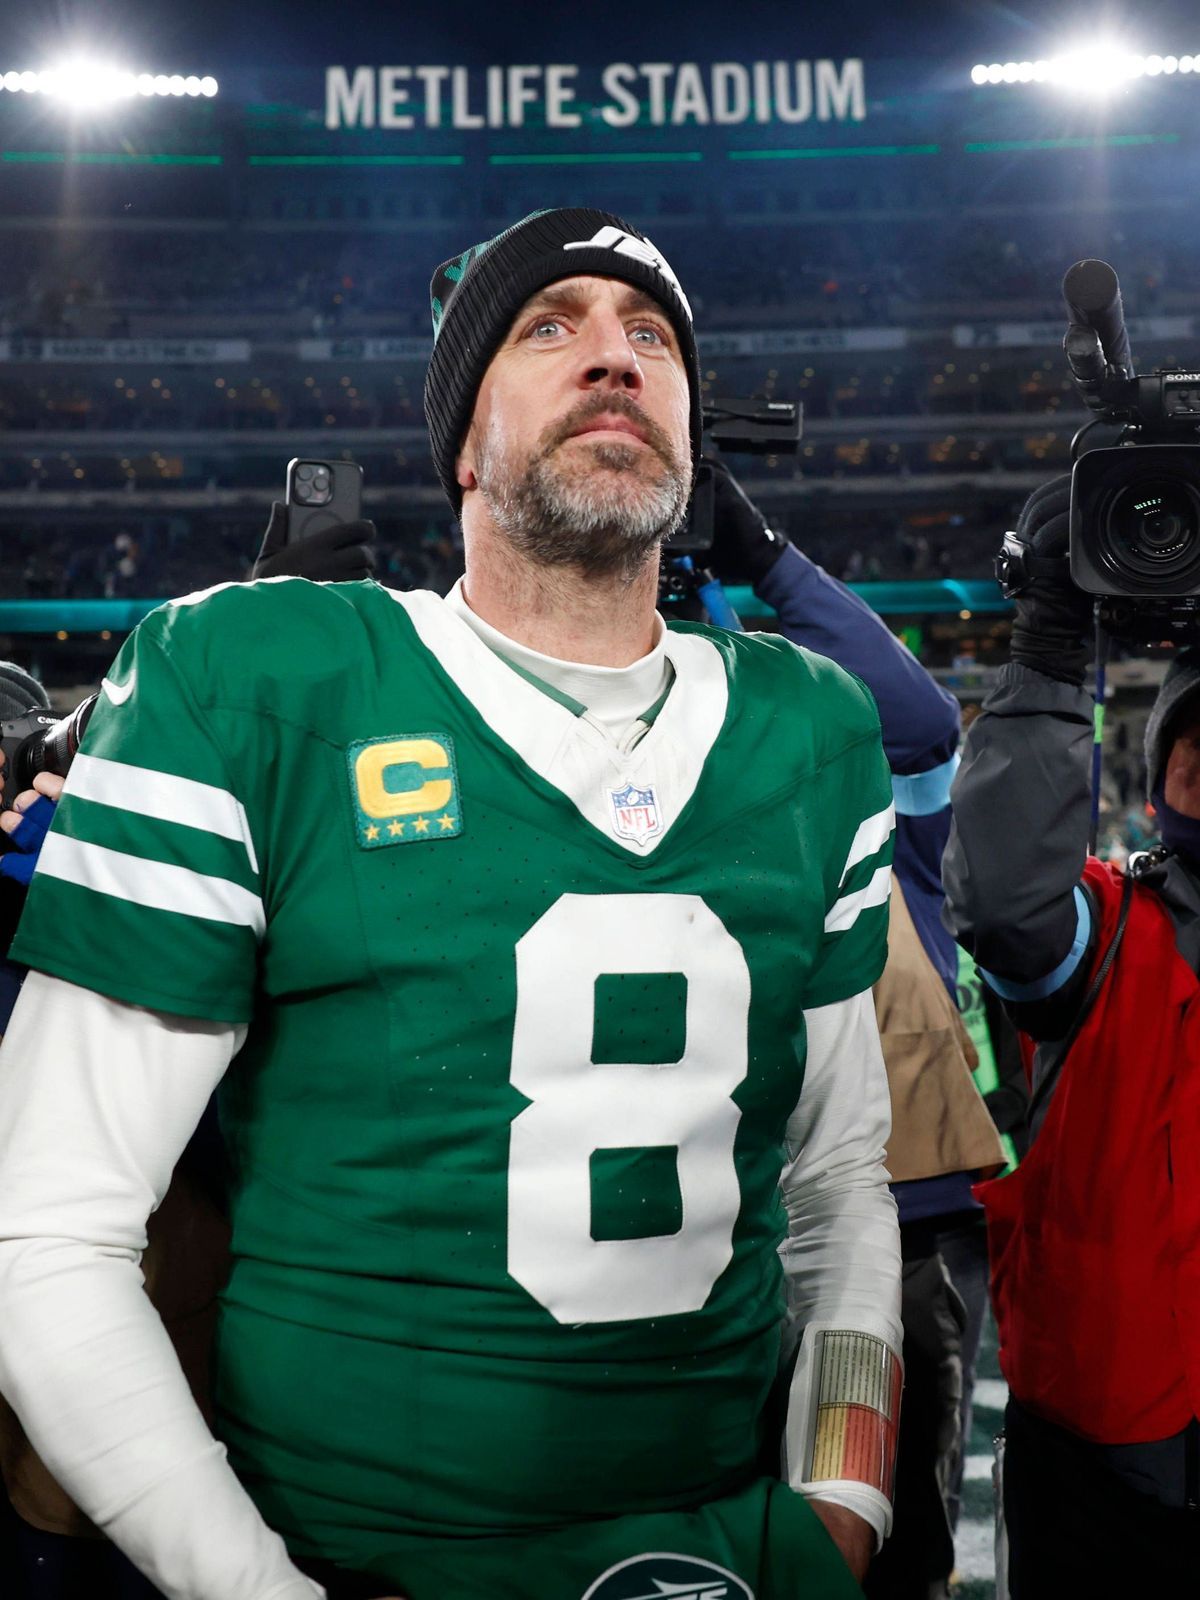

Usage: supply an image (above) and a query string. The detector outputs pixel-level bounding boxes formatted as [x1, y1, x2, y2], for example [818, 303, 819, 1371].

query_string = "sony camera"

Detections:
[0, 694, 96, 812]
[660, 398, 801, 615]
[1060, 260, 1200, 640]
[671, 398, 802, 555]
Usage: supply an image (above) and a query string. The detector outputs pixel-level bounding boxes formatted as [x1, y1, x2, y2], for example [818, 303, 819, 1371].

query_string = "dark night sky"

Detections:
[5, 0, 1200, 75]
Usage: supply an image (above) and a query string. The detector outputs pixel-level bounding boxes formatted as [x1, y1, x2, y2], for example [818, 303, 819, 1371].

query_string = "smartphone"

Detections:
[284, 458, 363, 545]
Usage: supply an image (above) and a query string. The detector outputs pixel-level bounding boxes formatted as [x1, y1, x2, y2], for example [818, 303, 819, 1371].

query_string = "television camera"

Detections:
[999, 258, 1200, 642]
[660, 398, 802, 617]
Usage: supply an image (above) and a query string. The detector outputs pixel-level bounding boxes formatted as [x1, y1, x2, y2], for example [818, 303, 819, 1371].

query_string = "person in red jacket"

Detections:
[942, 476, 1200, 1595]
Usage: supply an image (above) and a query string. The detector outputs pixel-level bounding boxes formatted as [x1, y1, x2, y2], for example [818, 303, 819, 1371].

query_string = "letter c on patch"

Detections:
[354, 738, 453, 819]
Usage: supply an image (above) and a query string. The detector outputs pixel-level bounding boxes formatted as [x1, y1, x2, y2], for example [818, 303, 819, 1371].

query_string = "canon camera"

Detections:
[0, 694, 97, 812]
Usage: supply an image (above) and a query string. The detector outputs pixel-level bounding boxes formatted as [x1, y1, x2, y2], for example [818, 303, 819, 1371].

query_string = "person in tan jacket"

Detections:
[868, 875, 1004, 1600]
[703, 465, 1005, 1599]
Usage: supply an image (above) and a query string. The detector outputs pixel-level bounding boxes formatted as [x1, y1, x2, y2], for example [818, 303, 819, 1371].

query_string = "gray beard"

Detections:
[476, 435, 691, 580]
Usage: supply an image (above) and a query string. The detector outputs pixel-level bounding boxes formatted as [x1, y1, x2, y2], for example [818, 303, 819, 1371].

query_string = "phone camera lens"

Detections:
[291, 461, 334, 508]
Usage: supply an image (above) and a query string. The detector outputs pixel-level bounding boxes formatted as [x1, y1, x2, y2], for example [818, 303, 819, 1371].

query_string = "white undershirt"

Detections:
[444, 577, 671, 744]
[0, 974, 319, 1600]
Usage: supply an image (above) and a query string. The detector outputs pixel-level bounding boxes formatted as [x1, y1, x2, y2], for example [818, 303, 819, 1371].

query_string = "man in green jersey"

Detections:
[0, 210, 901, 1600]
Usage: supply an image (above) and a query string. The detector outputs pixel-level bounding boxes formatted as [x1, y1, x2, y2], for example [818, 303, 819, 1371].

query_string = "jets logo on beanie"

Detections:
[424, 208, 703, 514]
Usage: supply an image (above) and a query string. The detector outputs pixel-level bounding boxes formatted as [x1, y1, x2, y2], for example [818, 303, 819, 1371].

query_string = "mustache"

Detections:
[539, 392, 679, 471]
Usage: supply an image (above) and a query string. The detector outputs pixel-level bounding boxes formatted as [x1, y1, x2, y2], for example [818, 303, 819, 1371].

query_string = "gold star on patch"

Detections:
[364, 824, 380, 841]
[388, 820, 405, 836]
[413, 816, 431, 834]
[439, 814, 456, 831]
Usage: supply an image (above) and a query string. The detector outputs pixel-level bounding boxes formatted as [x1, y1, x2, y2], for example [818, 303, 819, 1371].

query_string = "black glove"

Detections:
[251, 503, 377, 583]
[998, 475, 1094, 685]
[707, 457, 789, 588]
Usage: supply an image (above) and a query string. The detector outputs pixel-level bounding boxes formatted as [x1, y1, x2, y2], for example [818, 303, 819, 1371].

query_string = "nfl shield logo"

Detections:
[609, 780, 662, 845]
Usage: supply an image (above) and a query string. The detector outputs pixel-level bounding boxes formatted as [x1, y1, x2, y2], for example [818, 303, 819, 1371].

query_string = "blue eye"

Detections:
[531, 319, 564, 339]
[631, 325, 664, 345]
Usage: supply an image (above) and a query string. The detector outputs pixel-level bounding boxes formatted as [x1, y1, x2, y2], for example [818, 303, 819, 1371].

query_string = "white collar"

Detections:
[444, 577, 671, 735]
[390, 587, 729, 855]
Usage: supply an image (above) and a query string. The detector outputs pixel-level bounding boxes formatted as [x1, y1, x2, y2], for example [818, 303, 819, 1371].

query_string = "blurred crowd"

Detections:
[3, 519, 462, 602]
[0, 213, 1188, 341]
[0, 356, 1087, 435]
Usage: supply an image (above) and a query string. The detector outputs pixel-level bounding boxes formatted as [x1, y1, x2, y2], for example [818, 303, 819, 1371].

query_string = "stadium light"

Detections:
[0, 61, 218, 102]
[969, 45, 1194, 92]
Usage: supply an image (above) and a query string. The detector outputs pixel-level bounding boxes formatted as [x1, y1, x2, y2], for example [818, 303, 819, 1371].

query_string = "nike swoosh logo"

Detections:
[101, 672, 136, 706]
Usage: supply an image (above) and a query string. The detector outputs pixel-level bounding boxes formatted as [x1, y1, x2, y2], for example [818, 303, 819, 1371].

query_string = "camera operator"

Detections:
[0, 666, 54, 1032]
[706, 462, 1005, 1600]
[942, 474, 1200, 1593]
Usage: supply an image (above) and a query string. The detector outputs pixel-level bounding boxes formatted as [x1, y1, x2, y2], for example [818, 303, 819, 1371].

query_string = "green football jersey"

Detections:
[12, 578, 893, 1571]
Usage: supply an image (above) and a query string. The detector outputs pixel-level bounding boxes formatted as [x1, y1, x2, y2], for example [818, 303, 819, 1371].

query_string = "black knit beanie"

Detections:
[424, 208, 703, 515]
[0, 661, 49, 721]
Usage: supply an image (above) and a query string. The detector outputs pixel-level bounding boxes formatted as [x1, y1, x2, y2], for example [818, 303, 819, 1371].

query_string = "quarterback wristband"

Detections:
[785, 1324, 903, 1508]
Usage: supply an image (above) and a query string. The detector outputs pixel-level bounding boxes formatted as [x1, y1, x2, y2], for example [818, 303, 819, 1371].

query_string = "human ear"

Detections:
[456, 426, 478, 491]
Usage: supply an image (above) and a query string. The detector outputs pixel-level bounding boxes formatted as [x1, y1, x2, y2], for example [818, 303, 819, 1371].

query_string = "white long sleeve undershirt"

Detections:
[779, 990, 902, 1546]
[0, 970, 898, 1596]
[0, 972, 319, 1600]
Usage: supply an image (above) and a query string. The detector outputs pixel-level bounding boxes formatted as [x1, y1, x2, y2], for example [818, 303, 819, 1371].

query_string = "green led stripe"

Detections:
[0, 580, 1010, 632]
[729, 143, 940, 160]
[965, 133, 1180, 152]
[247, 154, 464, 166]
[2, 151, 222, 165]
[489, 151, 702, 165]
[1105, 132, 1181, 146]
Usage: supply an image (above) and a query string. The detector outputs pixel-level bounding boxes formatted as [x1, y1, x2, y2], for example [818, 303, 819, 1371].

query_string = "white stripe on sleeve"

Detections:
[824, 863, 892, 935]
[35, 833, 265, 936]
[66, 753, 259, 875]
[837, 802, 896, 886]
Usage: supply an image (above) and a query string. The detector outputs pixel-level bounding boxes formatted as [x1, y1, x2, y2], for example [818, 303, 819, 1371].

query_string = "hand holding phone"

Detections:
[285, 458, 364, 543]
[250, 459, 375, 583]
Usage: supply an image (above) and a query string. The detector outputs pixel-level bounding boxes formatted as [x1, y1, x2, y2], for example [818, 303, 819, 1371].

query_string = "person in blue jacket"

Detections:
[704, 461, 992, 1600]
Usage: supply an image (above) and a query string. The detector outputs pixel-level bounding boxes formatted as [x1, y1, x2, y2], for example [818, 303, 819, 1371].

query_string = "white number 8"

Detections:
[508, 893, 750, 1324]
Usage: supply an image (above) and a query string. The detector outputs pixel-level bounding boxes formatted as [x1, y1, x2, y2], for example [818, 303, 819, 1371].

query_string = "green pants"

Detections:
[301, 1477, 864, 1600]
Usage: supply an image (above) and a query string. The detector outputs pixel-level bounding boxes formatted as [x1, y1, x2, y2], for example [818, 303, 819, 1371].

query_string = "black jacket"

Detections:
[945, 661, 1200, 1037]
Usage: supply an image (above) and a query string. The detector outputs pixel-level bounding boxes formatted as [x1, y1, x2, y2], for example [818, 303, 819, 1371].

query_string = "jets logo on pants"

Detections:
[580, 1553, 754, 1600]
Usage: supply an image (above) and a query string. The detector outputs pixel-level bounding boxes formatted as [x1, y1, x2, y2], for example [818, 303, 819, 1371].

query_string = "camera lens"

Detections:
[23, 695, 98, 789]
[1102, 479, 1200, 589]
[1129, 490, 1190, 551]
[296, 464, 315, 482]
